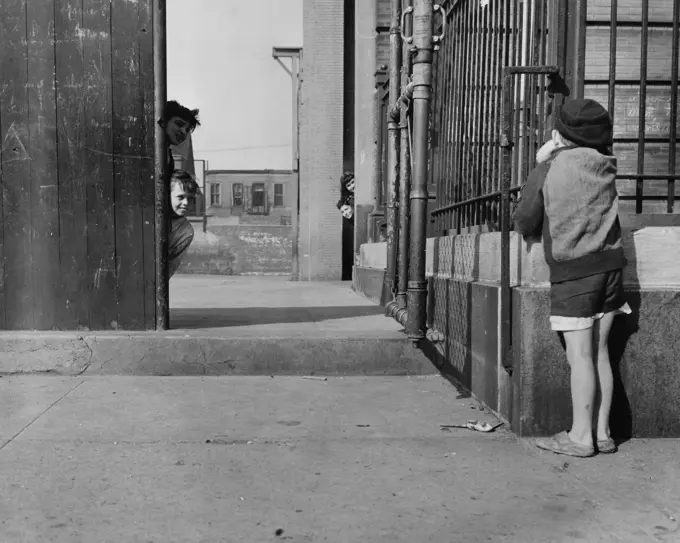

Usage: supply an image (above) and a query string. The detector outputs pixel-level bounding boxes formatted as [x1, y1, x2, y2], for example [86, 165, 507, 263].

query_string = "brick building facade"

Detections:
[298, 0, 349, 281]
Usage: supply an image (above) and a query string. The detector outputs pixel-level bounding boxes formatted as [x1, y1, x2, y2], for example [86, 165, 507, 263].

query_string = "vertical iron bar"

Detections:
[500, 68, 514, 374]
[473, 1, 484, 227]
[526, 0, 538, 177]
[668, 0, 679, 213]
[439, 11, 453, 232]
[154, 0, 169, 330]
[447, 10, 458, 232]
[511, 1, 521, 199]
[481, 1, 493, 225]
[397, 0, 413, 308]
[468, 1, 479, 227]
[452, 7, 465, 233]
[458, 3, 472, 230]
[536, 0, 547, 143]
[574, 0, 588, 98]
[486, 0, 500, 224]
[383, 0, 402, 307]
[406, 0, 434, 344]
[608, 0, 618, 116]
[430, 16, 441, 232]
[495, 0, 509, 200]
[636, 0, 649, 214]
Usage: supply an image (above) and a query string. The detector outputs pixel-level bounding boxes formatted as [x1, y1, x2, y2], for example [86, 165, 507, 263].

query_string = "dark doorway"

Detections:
[342, 0, 356, 281]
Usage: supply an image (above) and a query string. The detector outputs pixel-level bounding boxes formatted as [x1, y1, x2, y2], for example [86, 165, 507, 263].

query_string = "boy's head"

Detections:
[170, 170, 198, 217]
[341, 171, 355, 193]
[554, 99, 612, 151]
[160, 101, 200, 146]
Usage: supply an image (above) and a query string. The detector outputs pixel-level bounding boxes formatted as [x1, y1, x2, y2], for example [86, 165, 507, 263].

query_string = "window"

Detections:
[210, 183, 221, 206]
[251, 183, 266, 214]
[274, 183, 284, 207]
[232, 183, 243, 206]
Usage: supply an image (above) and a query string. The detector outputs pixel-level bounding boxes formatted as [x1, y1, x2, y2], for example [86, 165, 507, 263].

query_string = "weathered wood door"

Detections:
[0, 0, 157, 330]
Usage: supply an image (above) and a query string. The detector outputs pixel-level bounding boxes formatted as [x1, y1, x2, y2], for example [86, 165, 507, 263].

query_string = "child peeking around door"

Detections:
[168, 170, 199, 278]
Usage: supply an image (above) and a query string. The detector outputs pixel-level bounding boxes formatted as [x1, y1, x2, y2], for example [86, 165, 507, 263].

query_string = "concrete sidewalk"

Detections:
[0, 276, 432, 376]
[1, 375, 678, 542]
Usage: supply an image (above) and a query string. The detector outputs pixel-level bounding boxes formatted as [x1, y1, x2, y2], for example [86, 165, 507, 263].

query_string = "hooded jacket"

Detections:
[513, 146, 627, 283]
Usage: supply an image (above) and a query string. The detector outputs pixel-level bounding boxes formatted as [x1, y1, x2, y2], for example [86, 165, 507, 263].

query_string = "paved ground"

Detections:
[1, 277, 427, 376]
[168, 275, 400, 336]
[1, 375, 678, 543]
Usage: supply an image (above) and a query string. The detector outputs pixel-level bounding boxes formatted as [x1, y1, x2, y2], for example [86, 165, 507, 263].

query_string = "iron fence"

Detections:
[429, 0, 555, 235]
[424, 0, 680, 232]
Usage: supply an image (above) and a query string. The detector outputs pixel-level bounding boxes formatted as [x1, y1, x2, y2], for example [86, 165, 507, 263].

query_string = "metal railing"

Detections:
[429, 0, 554, 234]
[425, 0, 680, 232]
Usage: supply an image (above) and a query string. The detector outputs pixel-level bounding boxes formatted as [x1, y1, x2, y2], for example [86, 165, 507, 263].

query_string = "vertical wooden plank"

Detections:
[83, 0, 117, 329]
[0, 1, 33, 330]
[139, 0, 156, 329]
[27, 0, 61, 330]
[111, 0, 146, 329]
[55, 0, 90, 330]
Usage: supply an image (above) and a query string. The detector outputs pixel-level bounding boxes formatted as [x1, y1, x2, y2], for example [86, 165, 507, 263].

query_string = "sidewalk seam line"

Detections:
[0, 379, 86, 453]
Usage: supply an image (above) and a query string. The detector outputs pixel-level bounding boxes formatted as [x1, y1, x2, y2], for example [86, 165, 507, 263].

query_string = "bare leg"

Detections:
[562, 327, 596, 447]
[593, 312, 616, 441]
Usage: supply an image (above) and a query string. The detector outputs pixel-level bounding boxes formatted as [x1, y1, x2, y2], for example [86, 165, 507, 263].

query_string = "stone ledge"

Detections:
[353, 266, 384, 304]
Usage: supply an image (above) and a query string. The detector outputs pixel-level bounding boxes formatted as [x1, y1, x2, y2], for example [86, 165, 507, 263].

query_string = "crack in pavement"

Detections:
[0, 379, 85, 453]
[76, 338, 95, 375]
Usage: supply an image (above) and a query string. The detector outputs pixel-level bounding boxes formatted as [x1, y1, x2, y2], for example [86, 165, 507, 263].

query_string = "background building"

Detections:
[176, 170, 295, 276]
[205, 170, 295, 224]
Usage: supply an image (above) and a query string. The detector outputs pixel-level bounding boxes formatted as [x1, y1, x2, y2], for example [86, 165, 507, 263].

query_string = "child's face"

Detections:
[170, 184, 190, 217]
[164, 116, 191, 146]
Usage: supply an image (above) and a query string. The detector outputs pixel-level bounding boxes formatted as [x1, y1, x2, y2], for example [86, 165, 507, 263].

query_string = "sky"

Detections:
[167, 0, 303, 171]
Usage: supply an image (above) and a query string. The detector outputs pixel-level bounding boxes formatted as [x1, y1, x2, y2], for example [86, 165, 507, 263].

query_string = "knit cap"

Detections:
[555, 99, 613, 149]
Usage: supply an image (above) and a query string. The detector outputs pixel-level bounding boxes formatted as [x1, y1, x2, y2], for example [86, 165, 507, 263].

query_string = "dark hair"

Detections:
[340, 171, 354, 187]
[162, 100, 201, 131]
[170, 170, 199, 196]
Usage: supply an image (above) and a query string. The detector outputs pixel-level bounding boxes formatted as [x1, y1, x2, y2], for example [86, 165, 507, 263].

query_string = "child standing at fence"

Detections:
[513, 98, 631, 457]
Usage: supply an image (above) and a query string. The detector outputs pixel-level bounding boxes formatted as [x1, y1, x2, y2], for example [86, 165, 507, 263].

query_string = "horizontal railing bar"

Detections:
[504, 65, 560, 75]
[619, 195, 678, 201]
[586, 20, 678, 28]
[431, 186, 521, 215]
[584, 79, 679, 86]
[613, 137, 677, 143]
[617, 174, 680, 180]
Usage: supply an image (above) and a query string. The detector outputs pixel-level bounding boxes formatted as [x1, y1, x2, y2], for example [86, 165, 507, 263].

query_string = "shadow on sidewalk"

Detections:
[170, 305, 385, 329]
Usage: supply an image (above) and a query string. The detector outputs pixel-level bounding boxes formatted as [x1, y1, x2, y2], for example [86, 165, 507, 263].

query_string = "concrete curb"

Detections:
[0, 333, 436, 376]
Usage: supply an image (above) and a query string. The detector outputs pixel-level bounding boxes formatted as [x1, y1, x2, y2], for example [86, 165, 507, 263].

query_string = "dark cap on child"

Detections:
[555, 99, 613, 149]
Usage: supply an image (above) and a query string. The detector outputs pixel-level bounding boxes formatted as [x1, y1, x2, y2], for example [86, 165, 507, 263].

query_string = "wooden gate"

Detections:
[0, 0, 157, 330]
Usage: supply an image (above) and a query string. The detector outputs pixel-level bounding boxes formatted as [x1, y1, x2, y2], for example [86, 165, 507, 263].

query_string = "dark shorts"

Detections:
[550, 270, 629, 331]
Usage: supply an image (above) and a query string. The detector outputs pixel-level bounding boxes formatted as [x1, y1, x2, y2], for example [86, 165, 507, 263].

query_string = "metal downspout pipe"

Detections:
[381, 0, 403, 310]
[384, 0, 438, 346]
[384, 80, 414, 325]
[406, 0, 436, 344]
[396, 0, 414, 316]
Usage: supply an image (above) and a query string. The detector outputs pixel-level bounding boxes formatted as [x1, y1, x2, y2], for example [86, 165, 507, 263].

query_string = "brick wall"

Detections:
[177, 222, 292, 275]
[299, 0, 345, 280]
